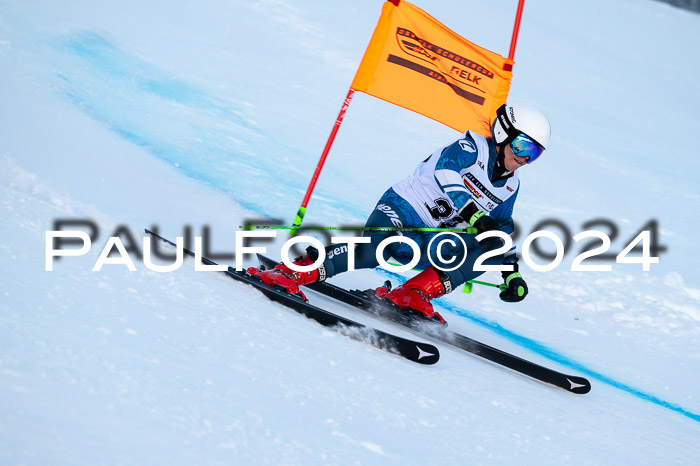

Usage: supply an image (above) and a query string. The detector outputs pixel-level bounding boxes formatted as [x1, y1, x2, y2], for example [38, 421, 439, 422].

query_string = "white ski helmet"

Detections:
[491, 102, 551, 150]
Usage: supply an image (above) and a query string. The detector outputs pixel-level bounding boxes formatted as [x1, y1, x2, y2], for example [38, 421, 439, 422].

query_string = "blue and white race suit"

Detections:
[321, 131, 519, 288]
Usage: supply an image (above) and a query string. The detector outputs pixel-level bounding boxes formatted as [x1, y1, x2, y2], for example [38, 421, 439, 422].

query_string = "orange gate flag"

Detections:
[351, 0, 514, 136]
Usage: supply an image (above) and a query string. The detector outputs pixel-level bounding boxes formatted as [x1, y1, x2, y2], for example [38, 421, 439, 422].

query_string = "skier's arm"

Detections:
[489, 188, 527, 301]
[432, 134, 478, 211]
[489, 185, 518, 263]
[500, 264, 528, 302]
[432, 133, 502, 233]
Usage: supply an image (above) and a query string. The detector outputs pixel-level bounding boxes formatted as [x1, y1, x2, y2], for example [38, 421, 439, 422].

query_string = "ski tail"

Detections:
[145, 230, 439, 365]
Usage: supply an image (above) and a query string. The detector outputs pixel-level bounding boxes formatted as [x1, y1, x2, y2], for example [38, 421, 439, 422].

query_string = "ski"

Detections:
[257, 254, 591, 394]
[144, 230, 439, 365]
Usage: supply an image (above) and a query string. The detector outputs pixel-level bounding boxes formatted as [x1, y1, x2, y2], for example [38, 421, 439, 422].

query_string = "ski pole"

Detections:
[463, 279, 507, 293]
[242, 225, 478, 234]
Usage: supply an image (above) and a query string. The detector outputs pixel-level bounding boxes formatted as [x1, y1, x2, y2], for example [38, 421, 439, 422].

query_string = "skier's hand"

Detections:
[499, 271, 528, 302]
[472, 213, 499, 235]
[459, 200, 499, 234]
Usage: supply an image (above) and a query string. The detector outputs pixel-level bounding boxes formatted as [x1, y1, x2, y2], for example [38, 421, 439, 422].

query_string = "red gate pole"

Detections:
[291, 88, 355, 232]
[508, 0, 526, 60]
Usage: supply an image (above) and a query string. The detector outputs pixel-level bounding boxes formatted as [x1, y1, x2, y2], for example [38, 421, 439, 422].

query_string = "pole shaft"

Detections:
[293, 88, 356, 229]
[507, 0, 526, 61]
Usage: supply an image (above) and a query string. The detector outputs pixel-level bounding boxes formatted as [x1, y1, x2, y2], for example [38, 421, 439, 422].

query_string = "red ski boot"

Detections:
[247, 255, 325, 301]
[375, 267, 450, 325]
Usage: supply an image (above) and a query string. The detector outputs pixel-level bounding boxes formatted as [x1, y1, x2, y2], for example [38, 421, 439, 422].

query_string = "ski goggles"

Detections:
[510, 133, 544, 163]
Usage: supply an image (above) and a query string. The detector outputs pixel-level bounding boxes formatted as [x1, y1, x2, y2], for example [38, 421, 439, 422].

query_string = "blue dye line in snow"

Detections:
[60, 31, 249, 124]
[378, 268, 700, 424]
[53, 31, 369, 224]
[52, 32, 291, 215]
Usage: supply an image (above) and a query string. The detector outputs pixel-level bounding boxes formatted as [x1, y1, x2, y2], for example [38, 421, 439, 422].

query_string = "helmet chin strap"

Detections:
[491, 143, 510, 182]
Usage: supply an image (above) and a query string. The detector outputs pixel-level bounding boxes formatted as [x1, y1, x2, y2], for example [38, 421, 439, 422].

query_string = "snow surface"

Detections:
[1, 0, 700, 464]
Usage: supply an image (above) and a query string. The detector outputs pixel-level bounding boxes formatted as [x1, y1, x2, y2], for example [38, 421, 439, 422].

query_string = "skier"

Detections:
[249, 103, 551, 324]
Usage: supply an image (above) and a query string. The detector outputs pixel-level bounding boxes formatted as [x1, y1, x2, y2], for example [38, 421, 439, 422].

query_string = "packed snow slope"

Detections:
[2, 0, 700, 464]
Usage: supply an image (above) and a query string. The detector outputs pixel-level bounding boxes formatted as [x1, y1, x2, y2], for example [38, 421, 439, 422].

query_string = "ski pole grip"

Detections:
[290, 206, 307, 236]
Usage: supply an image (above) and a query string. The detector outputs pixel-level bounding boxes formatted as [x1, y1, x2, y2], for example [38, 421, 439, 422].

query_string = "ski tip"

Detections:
[564, 376, 592, 394]
[413, 343, 440, 365]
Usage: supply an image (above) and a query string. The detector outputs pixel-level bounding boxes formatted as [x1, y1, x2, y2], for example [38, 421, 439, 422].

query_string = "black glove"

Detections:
[459, 201, 499, 234]
[500, 269, 528, 303]
[472, 213, 499, 235]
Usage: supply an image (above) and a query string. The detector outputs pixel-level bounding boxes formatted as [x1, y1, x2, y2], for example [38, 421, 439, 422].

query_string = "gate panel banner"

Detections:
[351, 0, 514, 135]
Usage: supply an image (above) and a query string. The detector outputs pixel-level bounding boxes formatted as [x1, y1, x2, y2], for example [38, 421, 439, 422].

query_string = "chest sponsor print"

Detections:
[463, 173, 504, 205]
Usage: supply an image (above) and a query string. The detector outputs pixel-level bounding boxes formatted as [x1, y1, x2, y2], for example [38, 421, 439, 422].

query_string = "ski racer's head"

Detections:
[491, 103, 551, 172]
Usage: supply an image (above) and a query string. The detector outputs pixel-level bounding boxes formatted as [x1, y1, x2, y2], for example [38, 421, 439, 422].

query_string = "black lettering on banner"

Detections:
[449, 66, 481, 85]
[395, 28, 494, 79]
[386, 55, 486, 105]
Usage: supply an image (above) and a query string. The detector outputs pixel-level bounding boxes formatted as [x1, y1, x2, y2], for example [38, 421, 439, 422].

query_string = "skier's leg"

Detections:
[375, 233, 506, 324]
[248, 188, 427, 296]
[321, 188, 429, 279]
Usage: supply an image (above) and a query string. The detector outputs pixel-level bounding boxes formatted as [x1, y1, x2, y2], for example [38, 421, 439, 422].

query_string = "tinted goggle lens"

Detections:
[510, 134, 544, 163]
